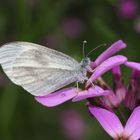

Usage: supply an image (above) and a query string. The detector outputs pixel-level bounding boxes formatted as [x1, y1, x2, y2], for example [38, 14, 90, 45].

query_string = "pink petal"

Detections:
[124, 84, 138, 111]
[112, 66, 122, 75]
[128, 128, 140, 140]
[124, 106, 140, 139]
[102, 90, 120, 108]
[88, 105, 124, 139]
[72, 86, 109, 102]
[87, 55, 127, 85]
[112, 66, 126, 102]
[125, 61, 140, 71]
[35, 88, 78, 107]
[94, 40, 126, 66]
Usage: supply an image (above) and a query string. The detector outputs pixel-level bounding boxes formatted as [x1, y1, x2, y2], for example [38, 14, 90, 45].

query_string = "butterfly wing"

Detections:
[0, 42, 80, 96]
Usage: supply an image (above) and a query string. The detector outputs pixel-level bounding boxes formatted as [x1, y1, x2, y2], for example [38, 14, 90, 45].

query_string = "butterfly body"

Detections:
[0, 42, 91, 96]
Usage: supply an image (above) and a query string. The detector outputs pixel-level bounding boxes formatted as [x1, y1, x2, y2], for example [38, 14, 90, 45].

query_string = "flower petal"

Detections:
[124, 106, 140, 139]
[124, 77, 138, 110]
[72, 86, 109, 102]
[94, 40, 126, 66]
[112, 66, 126, 102]
[88, 105, 124, 139]
[102, 90, 120, 108]
[87, 55, 127, 85]
[128, 128, 140, 140]
[125, 61, 140, 71]
[35, 88, 78, 107]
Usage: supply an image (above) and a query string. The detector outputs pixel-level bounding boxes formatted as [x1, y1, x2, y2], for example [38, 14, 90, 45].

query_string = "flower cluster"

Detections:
[118, 0, 138, 19]
[60, 109, 87, 140]
[35, 40, 140, 140]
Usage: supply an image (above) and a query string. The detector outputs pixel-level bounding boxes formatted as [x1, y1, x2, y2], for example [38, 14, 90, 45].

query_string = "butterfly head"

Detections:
[81, 57, 91, 69]
[77, 57, 91, 83]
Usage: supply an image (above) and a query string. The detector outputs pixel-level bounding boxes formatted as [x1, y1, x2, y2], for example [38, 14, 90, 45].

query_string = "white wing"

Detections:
[0, 42, 80, 96]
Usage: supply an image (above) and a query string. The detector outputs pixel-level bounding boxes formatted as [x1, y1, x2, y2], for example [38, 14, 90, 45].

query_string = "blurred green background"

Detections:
[0, 0, 140, 139]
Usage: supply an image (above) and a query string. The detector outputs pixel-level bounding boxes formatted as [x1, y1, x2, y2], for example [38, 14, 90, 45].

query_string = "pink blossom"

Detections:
[85, 40, 127, 108]
[62, 17, 84, 38]
[60, 109, 87, 140]
[89, 105, 140, 140]
[118, 0, 138, 19]
[35, 40, 127, 107]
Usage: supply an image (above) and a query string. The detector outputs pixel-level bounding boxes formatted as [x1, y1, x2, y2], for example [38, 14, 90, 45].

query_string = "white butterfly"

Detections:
[0, 42, 91, 96]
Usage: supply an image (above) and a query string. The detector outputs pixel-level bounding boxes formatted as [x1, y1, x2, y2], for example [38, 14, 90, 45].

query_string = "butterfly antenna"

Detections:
[83, 40, 87, 58]
[86, 43, 107, 57]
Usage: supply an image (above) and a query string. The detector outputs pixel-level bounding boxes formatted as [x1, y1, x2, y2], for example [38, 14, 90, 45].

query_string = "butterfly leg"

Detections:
[86, 66, 97, 73]
[86, 79, 95, 88]
[76, 81, 80, 93]
[89, 79, 95, 87]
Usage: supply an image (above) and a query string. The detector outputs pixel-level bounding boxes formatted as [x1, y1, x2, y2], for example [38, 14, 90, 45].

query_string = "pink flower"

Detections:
[118, 0, 138, 19]
[85, 40, 127, 108]
[35, 40, 127, 107]
[62, 17, 84, 38]
[60, 109, 87, 140]
[89, 105, 140, 140]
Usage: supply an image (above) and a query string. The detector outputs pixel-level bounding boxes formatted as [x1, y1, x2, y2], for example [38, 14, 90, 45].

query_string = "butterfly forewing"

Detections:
[0, 42, 80, 96]
[0, 43, 30, 84]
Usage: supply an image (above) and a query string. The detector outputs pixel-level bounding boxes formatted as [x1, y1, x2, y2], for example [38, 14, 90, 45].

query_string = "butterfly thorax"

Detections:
[76, 57, 91, 83]
[81, 57, 91, 68]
